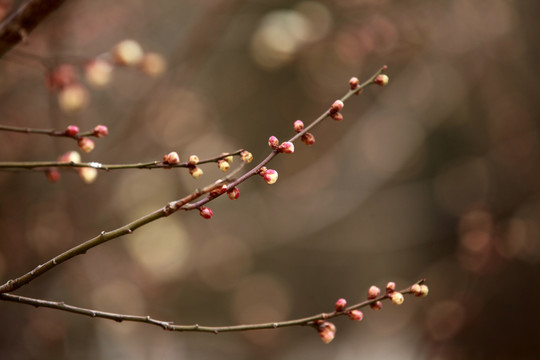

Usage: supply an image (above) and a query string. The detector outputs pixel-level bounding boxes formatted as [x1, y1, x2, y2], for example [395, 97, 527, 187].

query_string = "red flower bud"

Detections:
[199, 206, 213, 219]
[293, 120, 304, 132]
[65, 125, 79, 137]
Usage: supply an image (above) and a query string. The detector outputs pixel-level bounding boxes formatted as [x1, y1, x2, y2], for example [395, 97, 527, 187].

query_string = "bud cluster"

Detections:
[48, 151, 99, 184]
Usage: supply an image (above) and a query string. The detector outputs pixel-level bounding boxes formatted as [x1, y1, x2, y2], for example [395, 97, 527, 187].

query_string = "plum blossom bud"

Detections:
[45, 168, 60, 183]
[418, 284, 429, 297]
[331, 112, 343, 121]
[78, 137, 95, 153]
[410, 283, 422, 296]
[210, 184, 228, 197]
[348, 310, 363, 321]
[47, 64, 76, 90]
[263, 169, 278, 184]
[279, 141, 294, 154]
[58, 151, 81, 163]
[165, 151, 180, 164]
[240, 150, 253, 163]
[113, 39, 144, 66]
[93, 125, 109, 138]
[301, 132, 315, 146]
[188, 155, 199, 166]
[386, 282, 396, 294]
[189, 166, 203, 179]
[220, 153, 234, 163]
[349, 77, 359, 90]
[64, 125, 79, 137]
[391, 292, 404, 305]
[218, 159, 230, 172]
[78, 167, 98, 184]
[85, 59, 113, 87]
[318, 322, 336, 344]
[335, 298, 347, 312]
[330, 100, 344, 114]
[199, 206, 213, 219]
[374, 74, 389, 86]
[293, 120, 304, 132]
[58, 84, 89, 113]
[140, 52, 167, 77]
[268, 135, 279, 149]
[367, 286, 380, 300]
[227, 187, 240, 200]
[258, 166, 268, 176]
[370, 301, 383, 311]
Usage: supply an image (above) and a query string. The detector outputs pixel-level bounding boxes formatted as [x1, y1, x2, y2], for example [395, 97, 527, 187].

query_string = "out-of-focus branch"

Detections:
[0, 0, 66, 58]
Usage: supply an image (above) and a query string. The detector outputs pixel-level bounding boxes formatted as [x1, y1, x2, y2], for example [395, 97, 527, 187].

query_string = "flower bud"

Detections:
[263, 169, 278, 184]
[349, 77, 359, 90]
[279, 141, 294, 154]
[64, 125, 79, 137]
[268, 135, 279, 149]
[77, 137, 95, 153]
[301, 132, 315, 146]
[165, 151, 180, 164]
[218, 159, 230, 172]
[227, 187, 240, 200]
[367, 285, 380, 300]
[140, 52, 167, 77]
[78, 167, 98, 184]
[240, 150, 253, 163]
[370, 301, 383, 311]
[293, 120, 304, 132]
[386, 282, 396, 294]
[374, 74, 389, 86]
[47, 64, 76, 90]
[391, 292, 404, 305]
[418, 284, 429, 297]
[45, 168, 60, 183]
[58, 151, 81, 163]
[348, 310, 363, 321]
[199, 206, 213, 219]
[317, 322, 336, 344]
[220, 153, 234, 163]
[210, 184, 228, 197]
[330, 100, 344, 114]
[331, 112, 343, 121]
[335, 298, 347, 312]
[258, 166, 268, 176]
[93, 125, 109, 138]
[188, 155, 199, 166]
[113, 39, 144, 66]
[58, 84, 89, 113]
[85, 59, 113, 87]
[189, 166, 203, 179]
[410, 283, 422, 296]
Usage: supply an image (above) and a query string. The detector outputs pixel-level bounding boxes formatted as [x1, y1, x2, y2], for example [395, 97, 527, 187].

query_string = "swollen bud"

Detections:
[367, 286, 381, 300]
[348, 310, 363, 321]
[335, 298, 347, 312]
[293, 120, 304, 132]
[374, 74, 389, 86]
[85, 59, 113, 87]
[370, 301, 383, 311]
[188, 155, 199, 166]
[140, 52, 167, 77]
[165, 151, 180, 165]
[390, 292, 404, 305]
[278, 141, 294, 154]
[189, 166, 203, 179]
[77, 137, 95, 153]
[317, 322, 336, 344]
[263, 169, 278, 184]
[386, 282, 396, 294]
[45, 168, 60, 183]
[58, 84, 89, 113]
[331, 112, 343, 121]
[218, 159, 230, 172]
[78, 167, 98, 184]
[64, 125, 79, 137]
[301, 132, 315, 146]
[330, 100, 344, 114]
[349, 77, 360, 90]
[199, 206, 213, 219]
[113, 39, 144, 66]
[268, 136, 279, 149]
[227, 187, 240, 200]
[93, 125, 109, 138]
[240, 150, 253, 163]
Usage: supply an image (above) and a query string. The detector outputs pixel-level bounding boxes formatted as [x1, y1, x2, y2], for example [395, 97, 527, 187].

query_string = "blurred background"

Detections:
[0, 0, 539, 359]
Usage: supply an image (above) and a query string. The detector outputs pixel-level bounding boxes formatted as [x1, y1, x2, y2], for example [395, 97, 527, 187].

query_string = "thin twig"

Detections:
[0, 281, 425, 333]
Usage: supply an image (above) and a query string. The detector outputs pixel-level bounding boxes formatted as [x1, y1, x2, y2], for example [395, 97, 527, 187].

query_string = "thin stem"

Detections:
[0, 124, 99, 139]
[0, 149, 245, 171]
[0, 280, 425, 333]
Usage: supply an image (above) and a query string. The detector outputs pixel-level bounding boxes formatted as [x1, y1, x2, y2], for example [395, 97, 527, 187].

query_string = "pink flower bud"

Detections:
[199, 206, 213, 219]
[263, 169, 278, 184]
[165, 151, 180, 164]
[331, 112, 343, 121]
[64, 125, 79, 137]
[258, 166, 268, 176]
[330, 100, 344, 114]
[218, 159, 230, 172]
[140, 52, 166, 77]
[47, 64, 76, 90]
[410, 283, 422, 296]
[318, 322, 336, 344]
[370, 301, 383, 311]
[58, 84, 89, 113]
[227, 187, 240, 200]
[279, 141, 294, 154]
[367, 285, 380, 299]
[58, 151, 81, 163]
[77, 137, 95, 153]
[349, 77, 359, 90]
[93, 125, 109, 138]
[348, 310, 363, 321]
[374, 74, 389, 86]
[45, 168, 60, 183]
[189, 166, 203, 179]
[240, 150, 253, 163]
[301, 132, 315, 146]
[386, 282, 396, 294]
[78, 167, 98, 184]
[335, 298, 347, 312]
[188, 155, 199, 166]
[220, 153, 234, 163]
[85, 59, 113, 88]
[210, 184, 228, 197]
[268, 135, 279, 149]
[113, 39, 144, 66]
[418, 284, 429, 297]
[293, 120, 304, 132]
[391, 292, 404, 305]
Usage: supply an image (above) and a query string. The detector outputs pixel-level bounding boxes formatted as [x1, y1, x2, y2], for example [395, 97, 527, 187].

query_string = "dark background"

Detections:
[1, 0, 539, 359]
